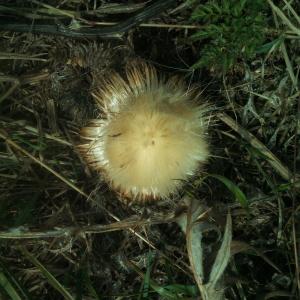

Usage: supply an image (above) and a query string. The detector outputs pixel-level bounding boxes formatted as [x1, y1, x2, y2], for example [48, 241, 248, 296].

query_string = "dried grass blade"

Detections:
[20, 247, 74, 300]
[218, 113, 294, 181]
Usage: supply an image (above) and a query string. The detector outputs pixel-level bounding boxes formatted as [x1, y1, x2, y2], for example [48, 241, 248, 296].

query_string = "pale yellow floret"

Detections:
[80, 63, 210, 201]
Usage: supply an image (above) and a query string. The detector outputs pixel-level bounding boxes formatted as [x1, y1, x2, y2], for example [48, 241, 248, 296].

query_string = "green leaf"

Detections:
[256, 38, 282, 54]
[208, 174, 248, 209]
[151, 282, 196, 299]
[153, 284, 198, 298]
[189, 0, 268, 72]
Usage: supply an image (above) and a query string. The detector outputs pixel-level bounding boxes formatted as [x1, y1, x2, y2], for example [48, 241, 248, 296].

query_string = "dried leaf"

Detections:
[208, 213, 232, 288]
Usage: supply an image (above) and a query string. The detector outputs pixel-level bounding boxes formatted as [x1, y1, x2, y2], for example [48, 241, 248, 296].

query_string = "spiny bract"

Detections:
[79, 63, 211, 201]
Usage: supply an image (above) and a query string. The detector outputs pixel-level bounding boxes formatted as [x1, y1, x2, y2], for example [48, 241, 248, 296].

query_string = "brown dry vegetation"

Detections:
[0, 0, 299, 299]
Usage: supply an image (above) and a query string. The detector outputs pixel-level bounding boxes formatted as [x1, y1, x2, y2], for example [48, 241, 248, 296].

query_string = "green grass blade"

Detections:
[208, 174, 248, 209]
[0, 271, 23, 300]
[138, 250, 154, 299]
[20, 247, 74, 300]
[208, 213, 232, 288]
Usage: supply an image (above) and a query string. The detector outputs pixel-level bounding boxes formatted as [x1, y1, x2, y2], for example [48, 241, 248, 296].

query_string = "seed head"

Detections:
[79, 63, 211, 201]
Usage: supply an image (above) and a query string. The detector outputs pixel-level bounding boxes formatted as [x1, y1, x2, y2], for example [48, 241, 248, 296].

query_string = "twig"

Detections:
[0, 216, 175, 239]
[0, 52, 47, 61]
[0, 0, 177, 39]
[0, 76, 20, 104]
[87, 21, 200, 30]
[0, 71, 50, 104]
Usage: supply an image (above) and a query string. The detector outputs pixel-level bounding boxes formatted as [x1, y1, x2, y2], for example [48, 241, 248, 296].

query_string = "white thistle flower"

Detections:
[79, 63, 211, 202]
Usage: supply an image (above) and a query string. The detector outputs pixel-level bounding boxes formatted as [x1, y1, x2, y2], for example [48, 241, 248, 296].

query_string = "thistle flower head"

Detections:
[80, 63, 211, 201]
